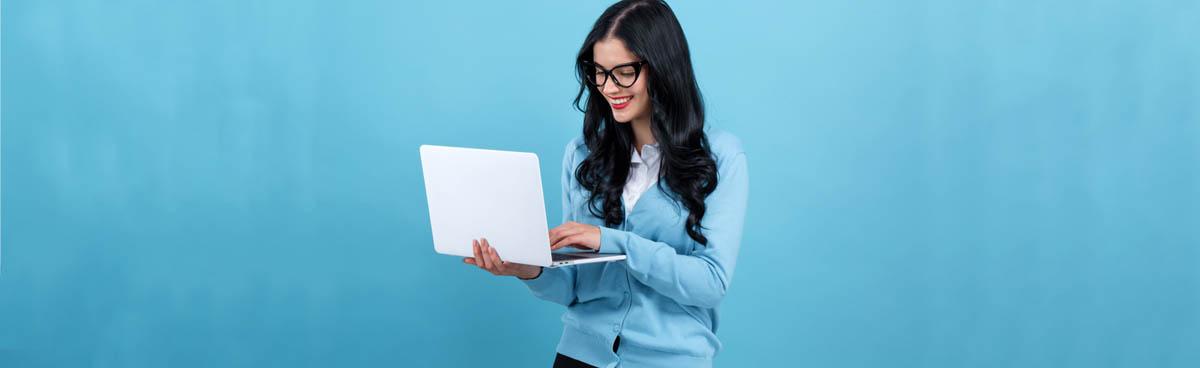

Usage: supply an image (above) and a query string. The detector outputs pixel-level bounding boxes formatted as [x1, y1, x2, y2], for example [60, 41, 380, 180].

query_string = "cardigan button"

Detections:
[612, 324, 621, 333]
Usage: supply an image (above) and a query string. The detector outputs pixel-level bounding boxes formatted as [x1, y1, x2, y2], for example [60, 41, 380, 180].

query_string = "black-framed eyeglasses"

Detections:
[583, 60, 647, 88]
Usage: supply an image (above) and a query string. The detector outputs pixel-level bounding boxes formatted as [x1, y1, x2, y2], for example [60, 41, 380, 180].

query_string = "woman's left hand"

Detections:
[549, 221, 602, 251]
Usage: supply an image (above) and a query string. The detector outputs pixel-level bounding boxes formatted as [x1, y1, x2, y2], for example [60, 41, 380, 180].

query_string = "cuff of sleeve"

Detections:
[520, 266, 558, 290]
[599, 226, 627, 254]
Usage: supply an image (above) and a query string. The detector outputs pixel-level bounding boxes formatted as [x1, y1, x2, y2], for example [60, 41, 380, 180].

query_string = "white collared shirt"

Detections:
[623, 142, 662, 215]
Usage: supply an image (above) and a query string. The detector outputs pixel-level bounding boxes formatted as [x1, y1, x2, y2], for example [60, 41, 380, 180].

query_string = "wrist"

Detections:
[517, 267, 542, 280]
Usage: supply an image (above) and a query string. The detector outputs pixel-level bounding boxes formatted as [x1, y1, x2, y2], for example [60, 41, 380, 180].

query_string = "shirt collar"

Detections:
[630, 142, 660, 165]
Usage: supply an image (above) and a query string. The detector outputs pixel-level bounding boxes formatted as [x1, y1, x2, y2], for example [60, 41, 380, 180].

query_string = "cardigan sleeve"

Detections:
[521, 141, 582, 307]
[599, 150, 748, 308]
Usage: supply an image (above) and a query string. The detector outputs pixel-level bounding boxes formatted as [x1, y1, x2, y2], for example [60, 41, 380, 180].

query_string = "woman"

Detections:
[462, 1, 748, 367]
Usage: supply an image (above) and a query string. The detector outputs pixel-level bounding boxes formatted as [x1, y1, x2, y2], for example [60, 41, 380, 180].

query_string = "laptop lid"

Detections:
[419, 145, 553, 267]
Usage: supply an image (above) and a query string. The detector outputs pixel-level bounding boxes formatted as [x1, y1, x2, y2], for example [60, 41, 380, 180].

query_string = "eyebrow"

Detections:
[591, 60, 641, 70]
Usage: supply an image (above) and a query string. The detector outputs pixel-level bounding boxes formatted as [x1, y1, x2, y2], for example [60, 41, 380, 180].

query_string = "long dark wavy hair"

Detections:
[573, 0, 719, 245]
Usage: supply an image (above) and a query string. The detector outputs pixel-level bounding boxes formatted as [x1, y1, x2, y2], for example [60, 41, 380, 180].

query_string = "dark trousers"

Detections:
[552, 336, 620, 368]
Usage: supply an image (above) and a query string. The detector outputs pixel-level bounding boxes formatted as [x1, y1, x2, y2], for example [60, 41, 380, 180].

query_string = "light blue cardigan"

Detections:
[522, 129, 748, 368]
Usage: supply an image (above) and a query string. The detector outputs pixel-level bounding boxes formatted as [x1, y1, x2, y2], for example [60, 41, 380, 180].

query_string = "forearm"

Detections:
[601, 227, 736, 307]
[521, 265, 577, 306]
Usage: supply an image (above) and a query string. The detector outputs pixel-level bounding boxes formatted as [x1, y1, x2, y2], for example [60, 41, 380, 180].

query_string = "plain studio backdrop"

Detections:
[1, 0, 1197, 367]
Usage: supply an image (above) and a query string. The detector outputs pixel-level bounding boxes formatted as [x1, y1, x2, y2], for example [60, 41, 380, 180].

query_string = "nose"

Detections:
[602, 78, 621, 96]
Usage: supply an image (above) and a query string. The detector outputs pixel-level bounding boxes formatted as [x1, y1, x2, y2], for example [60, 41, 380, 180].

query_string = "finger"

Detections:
[486, 247, 499, 275]
[489, 247, 506, 274]
[548, 226, 562, 244]
[463, 257, 476, 265]
[484, 238, 503, 274]
[550, 227, 584, 249]
[480, 240, 493, 270]
[548, 223, 577, 244]
[551, 235, 574, 251]
[560, 234, 595, 251]
[551, 234, 576, 251]
[472, 240, 485, 270]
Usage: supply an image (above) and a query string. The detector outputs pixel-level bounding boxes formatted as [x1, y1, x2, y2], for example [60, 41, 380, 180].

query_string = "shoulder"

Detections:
[705, 128, 745, 163]
[706, 129, 749, 190]
[565, 135, 588, 155]
[563, 135, 589, 168]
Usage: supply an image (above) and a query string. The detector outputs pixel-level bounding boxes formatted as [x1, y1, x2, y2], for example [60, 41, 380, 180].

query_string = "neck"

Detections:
[631, 117, 655, 155]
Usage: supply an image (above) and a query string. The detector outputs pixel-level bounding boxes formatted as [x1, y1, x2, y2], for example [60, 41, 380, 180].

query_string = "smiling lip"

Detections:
[609, 95, 633, 110]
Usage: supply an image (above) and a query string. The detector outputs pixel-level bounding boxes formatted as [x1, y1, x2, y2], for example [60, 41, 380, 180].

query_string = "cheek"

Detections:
[635, 97, 651, 115]
[632, 81, 651, 114]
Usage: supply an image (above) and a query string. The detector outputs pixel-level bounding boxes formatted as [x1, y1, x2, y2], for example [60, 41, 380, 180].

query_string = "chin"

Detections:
[611, 112, 632, 123]
[612, 110, 647, 123]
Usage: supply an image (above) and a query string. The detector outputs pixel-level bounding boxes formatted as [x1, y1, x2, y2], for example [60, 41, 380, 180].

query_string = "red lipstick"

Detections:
[610, 95, 632, 110]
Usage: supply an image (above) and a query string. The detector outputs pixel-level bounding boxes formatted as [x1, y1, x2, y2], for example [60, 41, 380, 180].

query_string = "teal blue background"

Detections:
[2, 0, 1198, 366]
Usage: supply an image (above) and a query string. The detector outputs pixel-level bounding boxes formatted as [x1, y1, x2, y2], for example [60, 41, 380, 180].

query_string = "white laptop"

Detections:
[419, 145, 627, 268]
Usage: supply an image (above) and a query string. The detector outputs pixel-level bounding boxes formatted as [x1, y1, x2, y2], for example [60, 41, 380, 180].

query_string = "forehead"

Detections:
[592, 37, 638, 69]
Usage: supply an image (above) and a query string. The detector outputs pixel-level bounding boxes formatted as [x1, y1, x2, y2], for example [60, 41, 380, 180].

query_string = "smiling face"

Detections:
[591, 37, 651, 124]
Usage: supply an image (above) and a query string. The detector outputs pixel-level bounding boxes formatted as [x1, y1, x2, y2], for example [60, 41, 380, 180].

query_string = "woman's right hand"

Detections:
[463, 238, 542, 280]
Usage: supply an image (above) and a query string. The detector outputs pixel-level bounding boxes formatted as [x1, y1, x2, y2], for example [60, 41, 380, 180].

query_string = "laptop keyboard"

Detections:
[552, 252, 596, 261]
